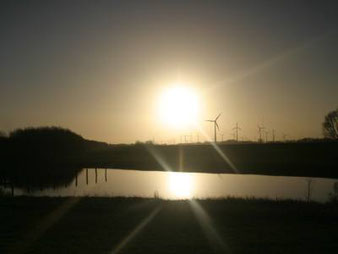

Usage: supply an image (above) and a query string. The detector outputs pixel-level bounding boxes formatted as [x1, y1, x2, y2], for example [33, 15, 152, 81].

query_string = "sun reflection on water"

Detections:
[168, 172, 193, 199]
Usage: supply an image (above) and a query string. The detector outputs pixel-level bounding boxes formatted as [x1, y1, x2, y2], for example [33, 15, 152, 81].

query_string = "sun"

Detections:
[168, 172, 193, 199]
[158, 85, 199, 129]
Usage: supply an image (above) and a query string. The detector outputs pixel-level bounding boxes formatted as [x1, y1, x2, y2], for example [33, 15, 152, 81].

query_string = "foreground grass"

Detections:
[1, 197, 338, 254]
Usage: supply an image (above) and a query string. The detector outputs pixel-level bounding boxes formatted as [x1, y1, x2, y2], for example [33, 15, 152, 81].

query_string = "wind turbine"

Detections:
[272, 129, 276, 142]
[258, 125, 265, 143]
[206, 113, 221, 143]
[233, 122, 241, 142]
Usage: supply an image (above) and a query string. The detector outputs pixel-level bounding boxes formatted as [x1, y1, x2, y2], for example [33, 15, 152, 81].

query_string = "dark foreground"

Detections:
[1, 197, 338, 254]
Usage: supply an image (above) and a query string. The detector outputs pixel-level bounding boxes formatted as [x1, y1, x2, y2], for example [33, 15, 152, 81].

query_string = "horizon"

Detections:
[1, 1, 338, 143]
[2, 125, 335, 145]
[2, 2, 338, 253]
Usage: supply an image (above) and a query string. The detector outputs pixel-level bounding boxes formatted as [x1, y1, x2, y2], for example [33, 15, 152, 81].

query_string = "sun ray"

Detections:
[195, 125, 239, 174]
[111, 205, 162, 254]
[10, 197, 81, 254]
[189, 200, 230, 253]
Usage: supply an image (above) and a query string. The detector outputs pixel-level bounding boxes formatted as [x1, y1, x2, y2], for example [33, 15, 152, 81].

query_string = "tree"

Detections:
[322, 108, 338, 139]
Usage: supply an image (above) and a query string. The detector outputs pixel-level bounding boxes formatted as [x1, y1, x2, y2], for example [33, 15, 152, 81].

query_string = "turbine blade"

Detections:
[215, 113, 221, 121]
[205, 120, 213, 122]
[215, 122, 219, 130]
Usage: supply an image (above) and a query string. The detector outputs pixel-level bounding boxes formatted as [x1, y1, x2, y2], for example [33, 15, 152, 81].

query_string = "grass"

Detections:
[1, 196, 338, 253]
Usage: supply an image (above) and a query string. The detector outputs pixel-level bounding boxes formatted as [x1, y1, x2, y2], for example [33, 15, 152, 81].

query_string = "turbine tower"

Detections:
[272, 129, 276, 142]
[264, 130, 269, 142]
[258, 125, 265, 143]
[233, 122, 241, 142]
[206, 113, 221, 143]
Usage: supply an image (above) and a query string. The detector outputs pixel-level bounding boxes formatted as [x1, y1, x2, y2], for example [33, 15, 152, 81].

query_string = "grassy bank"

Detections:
[88, 142, 338, 179]
[1, 197, 338, 253]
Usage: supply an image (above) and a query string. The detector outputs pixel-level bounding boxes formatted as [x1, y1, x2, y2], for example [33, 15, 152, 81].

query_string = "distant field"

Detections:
[85, 142, 338, 179]
[1, 197, 338, 254]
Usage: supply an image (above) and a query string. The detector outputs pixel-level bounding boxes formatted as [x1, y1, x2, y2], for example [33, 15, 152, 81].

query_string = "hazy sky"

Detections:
[1, 0, 338, 143]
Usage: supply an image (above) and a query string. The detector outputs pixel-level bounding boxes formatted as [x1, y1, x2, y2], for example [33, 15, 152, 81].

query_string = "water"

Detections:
[6, 168, 337, 202]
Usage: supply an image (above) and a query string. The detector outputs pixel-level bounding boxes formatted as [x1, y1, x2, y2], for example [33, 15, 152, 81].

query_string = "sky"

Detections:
[1, 0, 338, 143]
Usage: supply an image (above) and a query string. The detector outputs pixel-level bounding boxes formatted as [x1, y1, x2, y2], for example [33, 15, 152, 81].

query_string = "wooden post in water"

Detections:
[11, 183, 14, 197]
[95, 168, 98, 184]
[86, 168, 88, 185]
[105, 169, 107, 182]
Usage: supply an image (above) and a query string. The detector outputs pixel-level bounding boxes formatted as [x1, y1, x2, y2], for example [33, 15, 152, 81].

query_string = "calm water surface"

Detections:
[9, 168, 337, 202]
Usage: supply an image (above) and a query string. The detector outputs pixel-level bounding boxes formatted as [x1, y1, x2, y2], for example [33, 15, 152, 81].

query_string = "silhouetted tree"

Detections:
[323, 108, 338, 139]
[1, 127, 85, 191]
[7, 127, 86, 168]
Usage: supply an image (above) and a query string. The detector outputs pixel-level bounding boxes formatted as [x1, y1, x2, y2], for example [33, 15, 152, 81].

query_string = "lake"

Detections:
[4, 168, 337, 202]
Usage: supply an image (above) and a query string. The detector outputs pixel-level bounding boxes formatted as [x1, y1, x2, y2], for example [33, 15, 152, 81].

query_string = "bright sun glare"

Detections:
[158, 86, 199, 129]
[169, 172, 193, 199]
